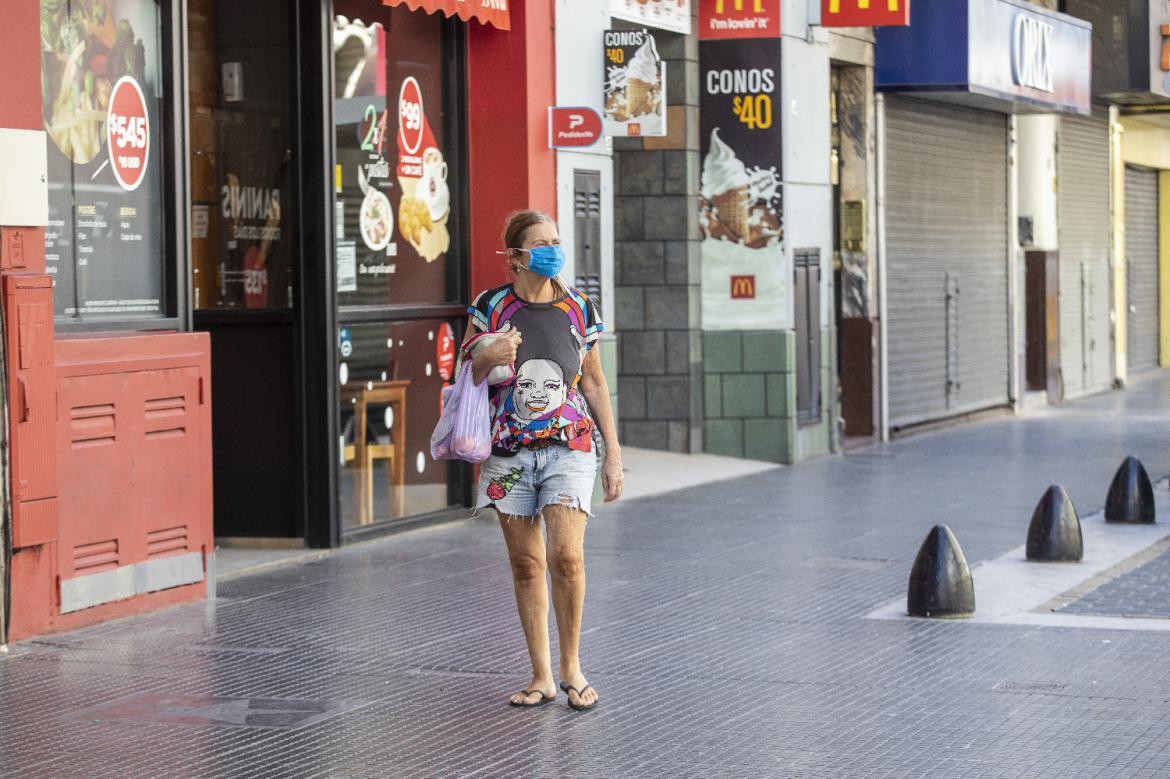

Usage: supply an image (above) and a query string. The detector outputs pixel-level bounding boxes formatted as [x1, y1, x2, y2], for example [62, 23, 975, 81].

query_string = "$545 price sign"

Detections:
[107, 76, 150, 191]
[731, 93, 773, 130]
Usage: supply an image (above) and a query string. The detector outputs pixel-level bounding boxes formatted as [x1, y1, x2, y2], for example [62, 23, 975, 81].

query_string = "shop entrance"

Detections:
[188, 0, 306, 542]
[831, 65, 875, 442]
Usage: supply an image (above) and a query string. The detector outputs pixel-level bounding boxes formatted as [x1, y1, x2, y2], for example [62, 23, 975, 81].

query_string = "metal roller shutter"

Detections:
[885, 97, 1010, 429]
[1057, 112, 1112, 397]
[1125, 166, 1159, 373]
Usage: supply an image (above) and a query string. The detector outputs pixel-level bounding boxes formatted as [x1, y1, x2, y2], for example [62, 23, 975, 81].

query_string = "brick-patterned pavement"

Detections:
[4, 375, 1170, 778]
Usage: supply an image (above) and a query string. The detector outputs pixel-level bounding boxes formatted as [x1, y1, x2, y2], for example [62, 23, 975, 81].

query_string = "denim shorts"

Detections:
[476, 444, 598, 519]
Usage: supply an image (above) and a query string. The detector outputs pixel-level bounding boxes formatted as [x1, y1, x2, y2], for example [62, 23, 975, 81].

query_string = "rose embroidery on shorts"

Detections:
[487, 467, 523, 501]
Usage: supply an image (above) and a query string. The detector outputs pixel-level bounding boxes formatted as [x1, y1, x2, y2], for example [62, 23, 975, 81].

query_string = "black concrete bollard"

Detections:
[907, 524, 975, 618]
[1026, 485, 1083, 562]
[1104, 456, 1155, 524]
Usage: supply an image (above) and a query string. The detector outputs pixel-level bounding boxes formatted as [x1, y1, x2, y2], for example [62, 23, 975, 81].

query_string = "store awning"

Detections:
[382, 0, 510, 30]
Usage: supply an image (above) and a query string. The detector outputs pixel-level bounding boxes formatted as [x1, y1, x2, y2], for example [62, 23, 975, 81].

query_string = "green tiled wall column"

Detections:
[702, 328, 833, 464]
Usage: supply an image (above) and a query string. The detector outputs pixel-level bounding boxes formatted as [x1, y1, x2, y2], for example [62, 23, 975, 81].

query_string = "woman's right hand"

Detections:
[480, 330, 522, 368]
[471, 330, 521, 384]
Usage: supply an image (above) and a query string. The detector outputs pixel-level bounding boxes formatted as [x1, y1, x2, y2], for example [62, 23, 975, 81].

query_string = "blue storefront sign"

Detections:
[875, 0, 1091, 115]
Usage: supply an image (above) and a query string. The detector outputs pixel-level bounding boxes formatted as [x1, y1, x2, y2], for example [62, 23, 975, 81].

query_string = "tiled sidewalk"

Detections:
[1060, 540, 1170, 619]
[4, 374, 1170, 777]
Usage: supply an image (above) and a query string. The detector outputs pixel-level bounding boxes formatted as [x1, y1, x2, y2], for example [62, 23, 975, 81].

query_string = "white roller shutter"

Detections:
[1125, 166, 1159, 373]
[1057, 112, 1112, 396]
[885, 97, 1010, 429]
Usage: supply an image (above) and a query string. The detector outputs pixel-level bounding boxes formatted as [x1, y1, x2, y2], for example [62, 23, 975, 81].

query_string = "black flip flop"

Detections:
[559, 681, 598, 711]
[509, 689, 555, 708]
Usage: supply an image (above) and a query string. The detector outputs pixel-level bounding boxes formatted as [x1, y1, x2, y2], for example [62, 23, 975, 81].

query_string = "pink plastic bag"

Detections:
[430, 361, 492, 463]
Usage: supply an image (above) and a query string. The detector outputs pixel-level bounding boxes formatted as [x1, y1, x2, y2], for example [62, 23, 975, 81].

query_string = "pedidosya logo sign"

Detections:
[107, 76, 150, 191]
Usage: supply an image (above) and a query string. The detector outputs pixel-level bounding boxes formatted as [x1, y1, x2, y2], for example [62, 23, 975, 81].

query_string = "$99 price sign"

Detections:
[107, 76, 150, 191]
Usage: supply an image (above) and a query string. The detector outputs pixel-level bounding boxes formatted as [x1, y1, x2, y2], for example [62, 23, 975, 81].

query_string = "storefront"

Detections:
[875, 0, 1091, 430]
[2, 0, 555, 640]
[1125, 164, 1160, 373]
[1067, 0, 1170, 378]
[187, 0, 552, 549]
[1056, 109, 1112, 397]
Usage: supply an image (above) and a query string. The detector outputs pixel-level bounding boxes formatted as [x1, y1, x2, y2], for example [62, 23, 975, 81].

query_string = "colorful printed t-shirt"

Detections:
[467, 284, 604, 455]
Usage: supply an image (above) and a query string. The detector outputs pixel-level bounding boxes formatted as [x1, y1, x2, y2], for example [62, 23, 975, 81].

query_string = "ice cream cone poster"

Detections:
[699, 38, 785, 331]
[396, 77, 451, 263]
[603, 29, 667, 137]
[610, 0, 692, 35]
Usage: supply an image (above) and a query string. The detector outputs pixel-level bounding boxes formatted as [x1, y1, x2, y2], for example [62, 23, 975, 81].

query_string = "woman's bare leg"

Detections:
[544, 503, 598, 708]
[498, 512, 556, 704]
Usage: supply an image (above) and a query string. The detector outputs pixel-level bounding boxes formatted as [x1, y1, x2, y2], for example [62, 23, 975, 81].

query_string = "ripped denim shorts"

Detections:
[476, 443, 598, 519]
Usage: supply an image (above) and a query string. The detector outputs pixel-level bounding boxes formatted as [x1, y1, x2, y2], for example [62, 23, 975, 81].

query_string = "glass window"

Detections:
[189, 0, 292, 310]
[332, 4, 458, 307]
[337, 319, 460, 528]
[41, 0, 168, 322]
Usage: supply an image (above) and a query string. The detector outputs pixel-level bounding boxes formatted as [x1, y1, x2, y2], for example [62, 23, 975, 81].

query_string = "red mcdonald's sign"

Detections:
[382, 0, 510, 30]
[820, 0, 909, 28]
[699, 0, 781, 40]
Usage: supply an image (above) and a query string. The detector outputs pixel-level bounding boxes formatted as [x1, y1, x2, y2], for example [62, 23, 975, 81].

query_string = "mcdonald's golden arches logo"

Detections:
[730, 275, 756, 299]
[820, 0, 909, 28]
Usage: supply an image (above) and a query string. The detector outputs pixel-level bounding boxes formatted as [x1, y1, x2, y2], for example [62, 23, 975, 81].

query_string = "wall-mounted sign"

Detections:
[549, 107, 603, 147]
[1012, 14, 1053, 92]
[610, 0, 691, 34]
[603, 30, 667, 137]
[820, 0, 909, 28]
[699, 37, 785, 331]
[875, 0, 1090, 115]
[698, 0, 780, 40]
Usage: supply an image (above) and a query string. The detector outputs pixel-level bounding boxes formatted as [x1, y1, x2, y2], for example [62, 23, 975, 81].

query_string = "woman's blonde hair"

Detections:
[503, 209, 569, 299]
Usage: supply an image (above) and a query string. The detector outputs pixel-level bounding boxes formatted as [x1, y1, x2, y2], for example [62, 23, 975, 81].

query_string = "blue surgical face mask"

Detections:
[519, 245, 565, 278]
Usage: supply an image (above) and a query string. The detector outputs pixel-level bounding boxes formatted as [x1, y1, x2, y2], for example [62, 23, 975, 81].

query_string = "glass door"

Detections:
[331, 2, 468, 531]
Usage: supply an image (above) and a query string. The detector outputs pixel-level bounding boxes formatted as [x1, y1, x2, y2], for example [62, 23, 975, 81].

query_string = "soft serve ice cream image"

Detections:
[625, 37, 662, 118]
[700, 129, 782, 248]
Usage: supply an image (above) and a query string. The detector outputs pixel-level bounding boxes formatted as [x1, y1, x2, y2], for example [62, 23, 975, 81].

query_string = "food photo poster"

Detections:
[41, 0, 166, 319]
[603, 28, 667, 138]
[333, 15, 452, 306]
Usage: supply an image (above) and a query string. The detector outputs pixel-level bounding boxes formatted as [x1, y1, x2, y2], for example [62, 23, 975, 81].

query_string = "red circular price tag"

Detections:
[106, 76, 150, 191]
[398, 77, 424, 155]
[437, 322, 456, 381]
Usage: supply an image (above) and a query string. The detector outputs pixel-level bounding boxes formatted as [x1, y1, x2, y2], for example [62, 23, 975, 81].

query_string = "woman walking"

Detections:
[462, 210, 623, 711]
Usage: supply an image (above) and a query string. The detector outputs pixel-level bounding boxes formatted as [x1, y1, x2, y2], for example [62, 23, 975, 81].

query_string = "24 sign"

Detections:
[820, 0, 909, 28]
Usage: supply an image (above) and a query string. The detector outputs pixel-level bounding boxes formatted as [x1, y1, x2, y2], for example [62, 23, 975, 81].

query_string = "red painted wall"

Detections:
[466, 0, 557, 295]
[0, 0, 42, 131]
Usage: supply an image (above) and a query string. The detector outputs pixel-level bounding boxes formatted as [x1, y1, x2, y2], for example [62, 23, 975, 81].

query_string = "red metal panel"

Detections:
[11, 497, 57, 549]
[54, 333, 213, 592]
[5, 274, 58, 506]
[57, 372, 133, 578]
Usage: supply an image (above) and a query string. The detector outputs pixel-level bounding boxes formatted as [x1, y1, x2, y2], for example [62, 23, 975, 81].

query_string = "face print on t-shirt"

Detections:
[513, 358, 567, 421]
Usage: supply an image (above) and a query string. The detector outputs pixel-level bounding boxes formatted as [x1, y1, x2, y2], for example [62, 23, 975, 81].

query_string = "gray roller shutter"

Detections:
[1057, 112, 1112, 397]
[885, 97, 1010, 429]
[1125, 166, 1159, 373]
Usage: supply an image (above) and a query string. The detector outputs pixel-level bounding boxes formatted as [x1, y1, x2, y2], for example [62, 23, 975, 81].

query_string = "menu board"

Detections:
[332, 13, 452, 307]
[40, 0, 166, 320]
